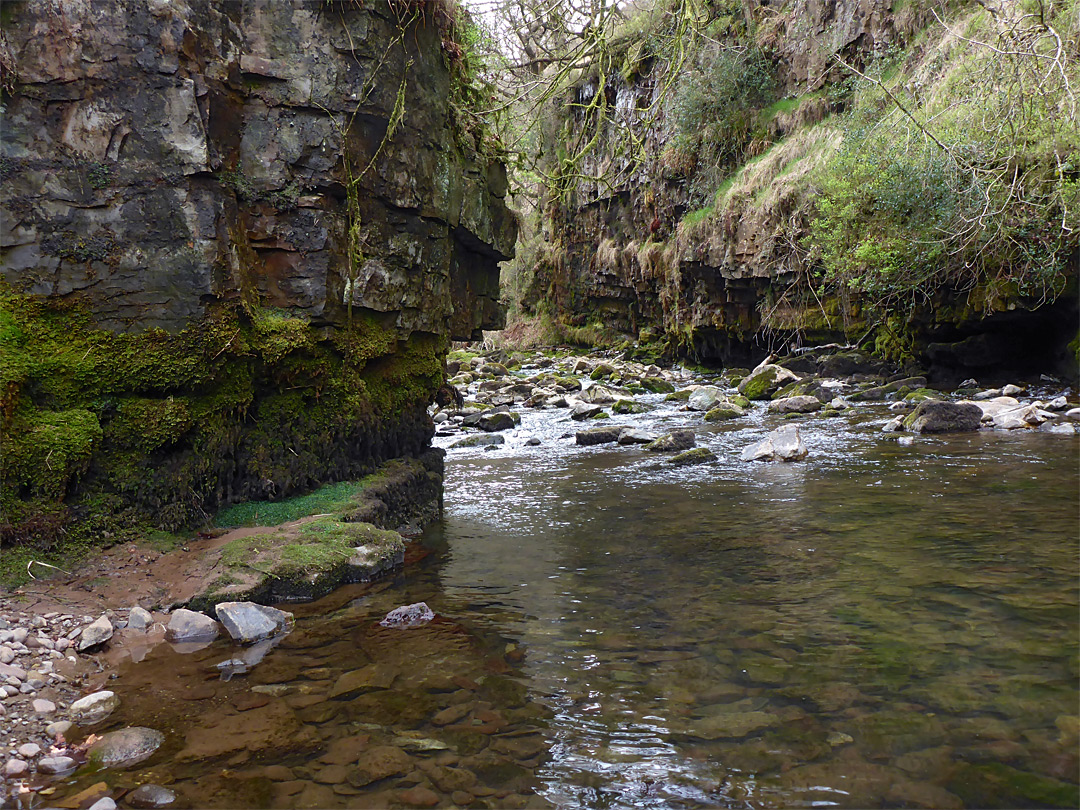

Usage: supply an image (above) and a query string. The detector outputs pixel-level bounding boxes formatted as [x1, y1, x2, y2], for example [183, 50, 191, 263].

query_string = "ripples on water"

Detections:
[434, 394, 1079, 808]
[46, 384, 1078, 809]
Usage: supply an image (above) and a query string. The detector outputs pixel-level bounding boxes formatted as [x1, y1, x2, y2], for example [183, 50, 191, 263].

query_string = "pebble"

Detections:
[3, 758, 27, 777]
[31, 699, 56, 714]
[37, 755, 76, 774]
[16, 742, 40, 758]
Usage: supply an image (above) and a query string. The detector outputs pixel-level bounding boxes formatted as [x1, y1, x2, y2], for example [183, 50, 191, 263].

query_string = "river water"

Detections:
[44, 376, 1080, 808]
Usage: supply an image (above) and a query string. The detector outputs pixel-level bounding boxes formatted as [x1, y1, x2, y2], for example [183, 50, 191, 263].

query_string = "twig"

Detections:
[27, 560, 72, 580]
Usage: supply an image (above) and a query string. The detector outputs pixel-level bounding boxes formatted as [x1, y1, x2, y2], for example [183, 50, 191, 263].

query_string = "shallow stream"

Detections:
[44, 383, 1080, 808]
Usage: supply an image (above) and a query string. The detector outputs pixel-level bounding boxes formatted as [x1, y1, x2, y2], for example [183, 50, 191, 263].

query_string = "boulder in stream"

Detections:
[668, 448, 717, 466]
[768, 395, 822, 414]
[479, 411, 516, 432]
[77, 615, 114, 651]
[644, 430, 696, 452]
[738, 365, 800, 400]
[215, 602, 294, 644]
[740, 425, 808, 462]
[576, 426, 624, 446]
[617, 428, 656, 445]
[452, 433, 505, 449]
[902, 401, 982, 433]
[571, 403, 604, 420]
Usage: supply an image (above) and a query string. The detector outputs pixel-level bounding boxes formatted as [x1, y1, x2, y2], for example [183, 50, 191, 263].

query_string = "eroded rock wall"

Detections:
[1, 0, 514, 336]
[0, 0, 516, 544]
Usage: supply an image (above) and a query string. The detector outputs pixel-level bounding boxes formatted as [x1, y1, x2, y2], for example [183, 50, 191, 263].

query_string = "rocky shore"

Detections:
[434, 346, 1079, 464]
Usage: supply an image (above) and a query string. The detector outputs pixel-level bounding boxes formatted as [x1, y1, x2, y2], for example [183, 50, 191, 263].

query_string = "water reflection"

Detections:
[436, 405, 1079, 809]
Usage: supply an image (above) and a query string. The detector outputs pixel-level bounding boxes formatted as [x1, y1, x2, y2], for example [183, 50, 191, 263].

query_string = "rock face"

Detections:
[0, 0, 515, 545]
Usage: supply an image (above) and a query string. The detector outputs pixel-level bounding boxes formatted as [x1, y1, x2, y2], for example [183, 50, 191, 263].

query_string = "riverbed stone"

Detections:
[768, 395, 822, 414]
[128, 784, 177, 808]
[3, 758, 28, 777]
[128, 606, 153, 630]
[479, 411, 516, 432]
[575, 426, 624, 446]
[452, 433, 505, 448]
[70, 690, 121, 725]
[37, 755, 77, 774]
[348, 745, 413, 787]
[89, 727, 165, 768]
[687, 386, 724, 411]
[687, 711, 778, 740]
[166, 609, 220, 643]
[617, 428, 656, 445]
[903, 401, 982, 433]
[740, 425, 808, 462]
[570, 402, 604, 420]
[78, 615, 114, 650]
[644, 430, 695, 452]
[380, 603, 435, 628]
[32, 698, 56, 714]
[668, 448, 717, 466]
[215, 602, 294, 644]
[738, 365, 800, 400]
[704, 404, 746, 421]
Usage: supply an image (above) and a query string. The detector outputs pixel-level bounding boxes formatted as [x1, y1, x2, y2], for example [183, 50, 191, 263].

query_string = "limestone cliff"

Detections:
[0, 0, 516, 545]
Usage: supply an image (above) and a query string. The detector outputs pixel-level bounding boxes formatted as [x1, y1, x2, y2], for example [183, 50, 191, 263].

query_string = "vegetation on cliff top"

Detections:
[480, 0, 1078, 359]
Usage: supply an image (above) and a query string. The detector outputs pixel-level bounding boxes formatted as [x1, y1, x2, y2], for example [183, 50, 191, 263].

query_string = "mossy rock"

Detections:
[192, 517, 405, 609]
[667, 448, 717, 466]
[729, 394, 751, 409]
[590, 411, 611, 419]
[612, 399, 647, 414]
[704, 407, 744, 422]
[639, 377, 675, 394]
[0, 290, 444, 553]
[904, 388, 939, 402]
[664, 389, 693, 401]
[947, 762, 1080, 808]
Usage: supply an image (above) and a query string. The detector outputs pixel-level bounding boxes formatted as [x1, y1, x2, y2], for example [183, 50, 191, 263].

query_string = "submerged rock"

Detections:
[128, 784, 177, 808]
[380, 603, 435, 629]
[902, 401, 982, 433]
[740, 425, 808, 462]
[215, 602, 294, 644]
[89, 727, 165, 769]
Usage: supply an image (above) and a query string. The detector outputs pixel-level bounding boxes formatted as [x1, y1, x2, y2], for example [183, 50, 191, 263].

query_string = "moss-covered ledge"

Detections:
[0, 287, 444, 556]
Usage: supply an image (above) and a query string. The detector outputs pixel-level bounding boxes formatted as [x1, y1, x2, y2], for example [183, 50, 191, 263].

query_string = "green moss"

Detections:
[0, 287, 442, 552]
[665, 389, 693, 401]
[3, 408, 102, 500]
[214, 477, 379, 528]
